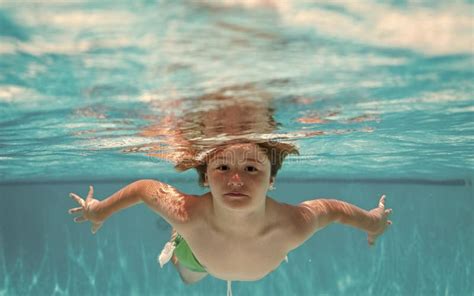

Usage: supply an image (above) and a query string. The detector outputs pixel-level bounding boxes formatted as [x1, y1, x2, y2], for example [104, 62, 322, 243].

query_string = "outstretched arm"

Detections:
[294, 195, 392, 246]
[68, 179, 198, 234]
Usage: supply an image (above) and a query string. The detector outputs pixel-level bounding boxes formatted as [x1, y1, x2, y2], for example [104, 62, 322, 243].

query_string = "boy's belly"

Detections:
[191, 241, 290, 281]
[202, 251, 286, 281]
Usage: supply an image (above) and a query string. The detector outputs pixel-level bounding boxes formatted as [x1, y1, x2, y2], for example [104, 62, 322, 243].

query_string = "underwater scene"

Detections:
[0, 1, 473, 295]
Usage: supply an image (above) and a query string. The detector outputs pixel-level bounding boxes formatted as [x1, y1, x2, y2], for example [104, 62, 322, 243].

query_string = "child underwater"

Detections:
[68, 140, 392, 295]
[69, 85, 391, 295]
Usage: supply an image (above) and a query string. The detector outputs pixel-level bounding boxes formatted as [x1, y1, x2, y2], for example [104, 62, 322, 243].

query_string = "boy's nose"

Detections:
[228, 173, 243, 187]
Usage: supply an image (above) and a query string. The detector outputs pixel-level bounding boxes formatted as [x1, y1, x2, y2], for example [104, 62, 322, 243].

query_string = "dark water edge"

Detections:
[1, 177, 471, 187]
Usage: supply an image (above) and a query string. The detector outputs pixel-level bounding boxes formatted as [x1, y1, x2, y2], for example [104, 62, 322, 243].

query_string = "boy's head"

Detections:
[175, 140, 299, 187]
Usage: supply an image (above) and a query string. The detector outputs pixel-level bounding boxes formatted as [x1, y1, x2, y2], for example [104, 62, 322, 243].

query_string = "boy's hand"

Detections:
[68, 186, 104, 234]
[367, 195, 392, 246]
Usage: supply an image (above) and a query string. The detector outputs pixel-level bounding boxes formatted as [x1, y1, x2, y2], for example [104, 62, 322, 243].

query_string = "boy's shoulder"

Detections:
[176, 192, 212, 223]
[266, 199, 312, 250]
[270, 202, 318, 250]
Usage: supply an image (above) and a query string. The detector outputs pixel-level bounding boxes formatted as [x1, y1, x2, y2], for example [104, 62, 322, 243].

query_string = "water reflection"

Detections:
[130, 83, 286, 166]
[116, 77, 383, 171]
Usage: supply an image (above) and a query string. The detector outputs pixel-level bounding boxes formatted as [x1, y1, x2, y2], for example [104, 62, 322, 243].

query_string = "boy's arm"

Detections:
[292, 195, 392, 246]
[68, 179, 198, 233]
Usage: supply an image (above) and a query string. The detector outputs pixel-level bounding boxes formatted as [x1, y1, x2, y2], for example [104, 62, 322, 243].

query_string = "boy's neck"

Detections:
[209, 194, 271, 237]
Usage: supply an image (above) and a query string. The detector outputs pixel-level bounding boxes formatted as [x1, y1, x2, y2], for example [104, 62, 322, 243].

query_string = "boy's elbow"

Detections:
[299, 199, 339, 231]
[134, 179, 175, 204]
[135, 179, 160, 186]
[318, 199, 344, 225]
[135, 179, 164, 189]
[131, 179, 161, 201]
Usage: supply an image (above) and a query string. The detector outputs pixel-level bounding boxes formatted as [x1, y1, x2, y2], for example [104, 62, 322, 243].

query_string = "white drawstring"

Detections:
[227, 280, 232, 296]
[223, 257, 287, 296]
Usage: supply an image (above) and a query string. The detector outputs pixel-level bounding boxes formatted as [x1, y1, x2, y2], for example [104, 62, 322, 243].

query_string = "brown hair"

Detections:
[175, 140, 299, 187]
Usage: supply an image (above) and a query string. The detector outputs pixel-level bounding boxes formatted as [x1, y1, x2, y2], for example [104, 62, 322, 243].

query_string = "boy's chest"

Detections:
[185, 228, 292, 281]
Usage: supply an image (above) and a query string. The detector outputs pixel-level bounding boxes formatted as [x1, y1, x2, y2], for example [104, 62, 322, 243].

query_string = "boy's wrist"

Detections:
[91, 200, 108, 222]
[366, 211, 379, 234]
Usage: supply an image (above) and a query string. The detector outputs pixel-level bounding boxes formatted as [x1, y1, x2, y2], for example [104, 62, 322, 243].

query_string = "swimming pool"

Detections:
[1, 1, 473, 295]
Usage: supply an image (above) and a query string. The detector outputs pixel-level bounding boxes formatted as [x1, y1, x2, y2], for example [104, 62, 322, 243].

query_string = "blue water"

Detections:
[1, 182, 472, 295]
[1, 1, 473, 295]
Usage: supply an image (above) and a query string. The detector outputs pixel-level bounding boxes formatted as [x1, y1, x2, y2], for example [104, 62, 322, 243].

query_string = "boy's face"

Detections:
[205, 143, 273, 209]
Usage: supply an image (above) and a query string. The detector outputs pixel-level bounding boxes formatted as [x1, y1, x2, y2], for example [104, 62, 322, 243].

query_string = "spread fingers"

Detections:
[378, 195, 386, 208]
[68, 207, 83, 214]
[69, 193, 85, 207]
[74, 216, 87, 223]
[86, 185, 94, 201]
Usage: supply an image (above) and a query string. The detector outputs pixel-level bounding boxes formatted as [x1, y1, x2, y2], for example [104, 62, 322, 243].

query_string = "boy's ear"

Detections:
[269, 177, 276, 191]
[270, 176, 275, 185]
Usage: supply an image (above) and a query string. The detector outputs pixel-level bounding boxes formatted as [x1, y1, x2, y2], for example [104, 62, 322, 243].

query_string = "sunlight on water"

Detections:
[0, 0, 472, 183]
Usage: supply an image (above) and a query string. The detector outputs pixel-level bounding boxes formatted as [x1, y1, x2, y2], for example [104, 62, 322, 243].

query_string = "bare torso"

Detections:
[174, 194, 301, 281]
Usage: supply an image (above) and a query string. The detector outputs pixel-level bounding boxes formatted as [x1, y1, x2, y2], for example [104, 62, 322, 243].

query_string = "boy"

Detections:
[68, 141, 392, 294]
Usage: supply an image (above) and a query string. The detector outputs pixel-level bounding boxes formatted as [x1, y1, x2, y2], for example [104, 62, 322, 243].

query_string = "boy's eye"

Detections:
[217, 165, 229, 171]
[245, 166, 258, 172]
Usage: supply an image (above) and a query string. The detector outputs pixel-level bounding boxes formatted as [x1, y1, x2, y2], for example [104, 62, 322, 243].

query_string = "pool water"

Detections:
[0, 1, 473, 295]
[1, 181, 472, 295]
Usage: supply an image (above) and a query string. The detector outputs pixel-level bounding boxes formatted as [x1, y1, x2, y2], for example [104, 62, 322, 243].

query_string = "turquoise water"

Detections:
[1, 182, 472, 295]
[1, 1, 473, 295]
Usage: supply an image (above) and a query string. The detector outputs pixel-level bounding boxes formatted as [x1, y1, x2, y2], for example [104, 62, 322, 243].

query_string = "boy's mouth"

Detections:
[224, 192, 249, 197]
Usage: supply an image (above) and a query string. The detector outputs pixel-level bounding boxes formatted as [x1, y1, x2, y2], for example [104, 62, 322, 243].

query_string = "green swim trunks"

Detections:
[173, 234, 207, 273]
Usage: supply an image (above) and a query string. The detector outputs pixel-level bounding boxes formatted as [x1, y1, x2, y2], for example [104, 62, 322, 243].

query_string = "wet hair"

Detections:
[175, 141, 299, 187]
